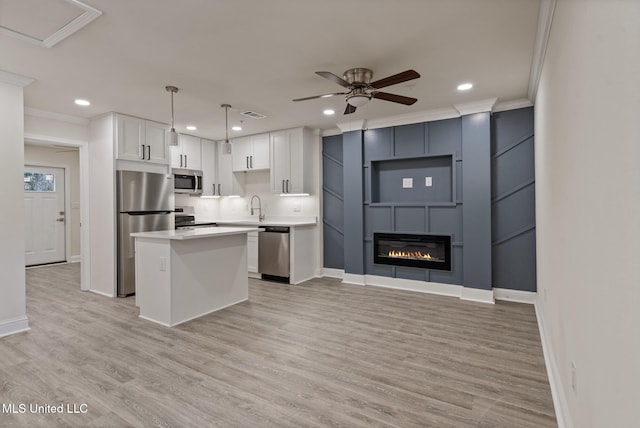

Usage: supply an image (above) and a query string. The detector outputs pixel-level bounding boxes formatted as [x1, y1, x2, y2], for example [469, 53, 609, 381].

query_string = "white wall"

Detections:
[24, 144, 81, 259]
[0, 80, 29, 336]
[535, 0, 640, 426]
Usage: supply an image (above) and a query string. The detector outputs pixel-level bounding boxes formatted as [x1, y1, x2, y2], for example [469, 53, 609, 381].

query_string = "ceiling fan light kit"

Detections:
[293, 67, 420, 114]
[165, 85, 179, 146]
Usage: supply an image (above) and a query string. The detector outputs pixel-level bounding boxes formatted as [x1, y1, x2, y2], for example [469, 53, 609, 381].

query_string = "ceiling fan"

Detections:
[293, 68, 420, 114]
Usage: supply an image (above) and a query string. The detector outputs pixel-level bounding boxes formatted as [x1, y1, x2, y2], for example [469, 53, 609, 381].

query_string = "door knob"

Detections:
[56, 218, 65, 222]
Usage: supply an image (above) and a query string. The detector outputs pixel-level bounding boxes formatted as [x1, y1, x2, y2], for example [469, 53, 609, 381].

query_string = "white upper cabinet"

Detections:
[270, 127, 314, 194]
[115, 114, 169, 164]
[171, 134, 202, 170]
[231, 133, 270, 172]
[201, 139, 217, 196]
[218, 141, 245, 196]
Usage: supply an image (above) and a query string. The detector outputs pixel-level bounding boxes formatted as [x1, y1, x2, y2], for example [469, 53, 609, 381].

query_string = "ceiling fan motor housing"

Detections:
[343, 68, 373, 86]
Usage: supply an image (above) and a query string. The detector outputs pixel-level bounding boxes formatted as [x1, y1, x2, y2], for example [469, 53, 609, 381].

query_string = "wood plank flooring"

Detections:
[0, 263, 556, 427]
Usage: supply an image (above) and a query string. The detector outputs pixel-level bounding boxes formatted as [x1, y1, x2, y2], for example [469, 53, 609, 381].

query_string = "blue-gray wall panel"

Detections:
[395, 206, 426, 233]
[364, 128, 393, 163]
[428, 118, 462, 156]
[343, 131, 365, 274]
[492, 230, 536, 291]
[365, 206, 392, 237]
[323, 134, 344, 162]
[430, 246, 463, 285]
[323, 191, 344, 233]
[492, 185, 535, 240]
[396, 267, 428, 281]
[324, 226, 345, 269]
[461, 112, 492, 290]
[491, 138, 535, 197]
[365, 241, 393, 277]
[429, 206, 462, 241]
[372, 157, 452, 204]
[323, 157, 344, 198]
[394, 123, 426, 158]
[491, 107, 534, 153]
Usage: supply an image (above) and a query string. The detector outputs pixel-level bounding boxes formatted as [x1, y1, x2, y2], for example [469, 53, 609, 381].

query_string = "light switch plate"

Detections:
[402, 178, 413, 188]
[425, 176, 433, 187]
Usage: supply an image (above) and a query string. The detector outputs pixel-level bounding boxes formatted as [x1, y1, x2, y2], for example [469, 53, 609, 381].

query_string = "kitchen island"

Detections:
[131, 226, 259, 327]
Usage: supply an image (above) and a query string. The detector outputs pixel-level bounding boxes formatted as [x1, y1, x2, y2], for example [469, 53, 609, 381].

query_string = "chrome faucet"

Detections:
[250, 195, 265, 222]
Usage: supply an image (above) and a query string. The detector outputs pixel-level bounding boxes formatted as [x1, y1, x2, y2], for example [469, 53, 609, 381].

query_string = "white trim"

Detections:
[0, 69, 34, 87]
[69, 255, 81, 263]
[366, 107, 460, 130]
[25, 107, 89, 126]
[364, 274, 462, 298]
[0, 317, 30, 338]
[493, 288, 537, 304]
[493, 98, 534, 113]
[88, 289, 114, 298]
[528, 0, 557, 101]
[460, 287, 495, 304]
[535, 301, 573, 428]
[321, 128, 342, 137]
[322, 268, 344, 279]
[342, 273, 366, 286]
[0, 0, 102, 48]
[336, 120, 366, 133]
[454, 98, 498, 116]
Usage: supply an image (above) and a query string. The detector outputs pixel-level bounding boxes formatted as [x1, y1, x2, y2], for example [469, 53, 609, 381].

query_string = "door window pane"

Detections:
[24, 172, 55, 192]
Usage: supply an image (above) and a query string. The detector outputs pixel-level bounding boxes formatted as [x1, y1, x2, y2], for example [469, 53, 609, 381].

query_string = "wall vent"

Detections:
[240, 111, 267, 120]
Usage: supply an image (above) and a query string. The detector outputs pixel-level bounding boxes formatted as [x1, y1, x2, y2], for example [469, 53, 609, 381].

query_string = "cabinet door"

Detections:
[270, 130, 291, 193]
[287, 128, 304, 194]
[145, 121, 169, 164]
[180, 134, 202, 170]
[170, 138, 184, 168]
[116, 114, 145, 161]
[201, 139, 217, 196]
[250, 133, 270, 170]
[231, 137, 251, 172]
[247, 231, 259, 273]
[218, 142, 244, 196]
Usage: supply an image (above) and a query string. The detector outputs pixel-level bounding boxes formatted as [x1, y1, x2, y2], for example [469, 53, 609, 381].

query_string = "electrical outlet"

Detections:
[402, 178, 413, 188]
[571, 361, 577, 393]
[425, 176, 433, 187]
[159, 257, 167, 272]
[293, 204, 301, 213]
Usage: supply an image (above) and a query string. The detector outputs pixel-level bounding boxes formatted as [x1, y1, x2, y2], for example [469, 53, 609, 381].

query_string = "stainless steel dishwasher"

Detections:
[258, 226, 290, 282]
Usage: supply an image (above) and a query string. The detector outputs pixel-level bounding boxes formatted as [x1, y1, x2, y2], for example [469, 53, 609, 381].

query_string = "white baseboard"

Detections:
[493, 288, 537, 304]
[342, 273, 366, 286]
[68, 255, 81, 263]
[535, 301, 572, 428]
[460, 286, 495, 304]
[365, 274, 462, 298]
[0, 316, 30, 338]
[88, 289, 115, 298]
[322, 268, 344, 279]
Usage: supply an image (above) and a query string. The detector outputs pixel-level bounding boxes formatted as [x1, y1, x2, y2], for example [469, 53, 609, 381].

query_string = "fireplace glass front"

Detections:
[373, 233, 451, 271]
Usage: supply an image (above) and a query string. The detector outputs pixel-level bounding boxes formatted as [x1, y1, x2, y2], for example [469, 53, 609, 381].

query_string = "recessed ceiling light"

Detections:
[323, 109, 335, 116]
[231, 125, 242, 131]
[186, 125, 197, 131]
[74, 99, 90, 106]
[457, 83, 473, 91]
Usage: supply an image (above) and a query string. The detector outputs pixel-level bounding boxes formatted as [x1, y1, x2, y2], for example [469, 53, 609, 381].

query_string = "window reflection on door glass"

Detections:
[24, 172, 55, 192]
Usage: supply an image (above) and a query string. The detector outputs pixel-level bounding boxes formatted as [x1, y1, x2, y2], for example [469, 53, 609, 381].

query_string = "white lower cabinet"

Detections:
[247, 231, 259, 278]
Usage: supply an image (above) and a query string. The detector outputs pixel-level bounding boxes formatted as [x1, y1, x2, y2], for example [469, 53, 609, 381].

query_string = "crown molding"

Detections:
[25, 107, 89, 126]
[0, 0, 102, 48]
[528, 0, 557, 102]
[0, 70, 34, 87]
[336, 120, 366, 133]
[321, 127, 342, 137]
[454, 98, 498, 116]
[366, 107, 460, 130]
[493, 98, 534, 113]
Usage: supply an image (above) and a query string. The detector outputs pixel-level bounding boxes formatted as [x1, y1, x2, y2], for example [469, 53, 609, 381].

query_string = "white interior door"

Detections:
[24, 166, 66, 266]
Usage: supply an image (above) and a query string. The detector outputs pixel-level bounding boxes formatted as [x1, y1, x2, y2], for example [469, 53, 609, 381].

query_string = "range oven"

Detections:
[173, 168, 203, 195]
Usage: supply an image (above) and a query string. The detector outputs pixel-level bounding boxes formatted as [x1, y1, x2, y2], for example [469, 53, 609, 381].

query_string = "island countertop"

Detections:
[131, 226, 259, 240]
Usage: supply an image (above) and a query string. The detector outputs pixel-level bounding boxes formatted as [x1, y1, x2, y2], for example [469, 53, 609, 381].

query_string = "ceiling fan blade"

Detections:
[370, 70, 420, 89]
[372, 91, 418, 105]
[316, 71, 351, 88]
[293, 92, 347, 102]
[344, 104, 357, 115]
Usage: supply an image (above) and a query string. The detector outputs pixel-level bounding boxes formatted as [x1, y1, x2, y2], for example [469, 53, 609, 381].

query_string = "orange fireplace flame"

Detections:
[388, 250, 434, 259]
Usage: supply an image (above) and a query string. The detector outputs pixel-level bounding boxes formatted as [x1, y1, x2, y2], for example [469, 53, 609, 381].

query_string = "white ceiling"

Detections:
[1, 0, 542, 140]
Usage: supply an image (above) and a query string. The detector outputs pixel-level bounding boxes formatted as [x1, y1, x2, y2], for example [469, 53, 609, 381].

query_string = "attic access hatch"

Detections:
[0, 0, 102, 48]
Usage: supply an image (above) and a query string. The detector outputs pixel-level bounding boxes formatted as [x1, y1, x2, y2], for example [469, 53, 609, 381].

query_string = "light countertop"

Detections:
[131, 226, 259, 240]
[208, 217, 317, 227]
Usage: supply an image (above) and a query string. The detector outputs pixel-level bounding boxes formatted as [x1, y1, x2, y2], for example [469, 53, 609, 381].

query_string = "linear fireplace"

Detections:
[373, 232, 451, 271]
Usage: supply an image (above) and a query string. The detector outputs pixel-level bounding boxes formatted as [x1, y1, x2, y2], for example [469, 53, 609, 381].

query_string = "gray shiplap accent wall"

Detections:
[322, 134, 344, 269]
[343, 131, 365, 275]
[491, 107, 536, 291]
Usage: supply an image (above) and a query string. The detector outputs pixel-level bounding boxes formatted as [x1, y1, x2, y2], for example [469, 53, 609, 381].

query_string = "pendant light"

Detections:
[221, 103, 232, 153]
[165, 85, 179, 146]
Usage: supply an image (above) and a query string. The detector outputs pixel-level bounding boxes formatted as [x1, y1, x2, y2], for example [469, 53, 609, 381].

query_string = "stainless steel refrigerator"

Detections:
[117, 170, 174, 297]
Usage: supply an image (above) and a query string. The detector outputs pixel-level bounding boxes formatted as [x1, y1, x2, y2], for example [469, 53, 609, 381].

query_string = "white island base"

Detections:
[132, 227, 257, 327]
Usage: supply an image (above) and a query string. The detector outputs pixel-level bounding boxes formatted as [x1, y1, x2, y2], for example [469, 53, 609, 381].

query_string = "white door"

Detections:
[24, 166, 66, 266]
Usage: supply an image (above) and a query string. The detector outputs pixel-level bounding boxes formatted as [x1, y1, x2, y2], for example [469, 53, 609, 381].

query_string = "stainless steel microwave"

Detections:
[172, 168, 203, 195]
